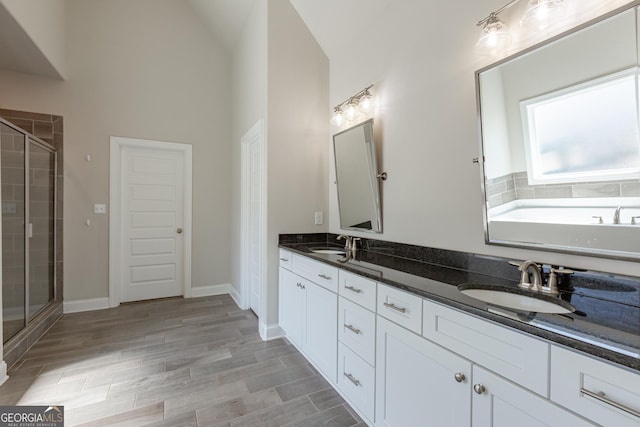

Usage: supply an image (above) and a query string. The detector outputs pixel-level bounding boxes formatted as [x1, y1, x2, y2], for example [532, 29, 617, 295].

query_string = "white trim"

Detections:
[63, 297, 110, 314]
[259, 323, 285, 341]
[240, 119, 267, 315]
[190, 284, 231, 298]
[229, 285, 242, 308]
[109, 136, 193, 308]
[0, 362, 7, 387]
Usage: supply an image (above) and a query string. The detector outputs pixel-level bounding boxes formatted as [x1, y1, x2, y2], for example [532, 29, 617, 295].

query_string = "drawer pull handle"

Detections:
[318, 274, 332, 280]
[473, 384, 486, 395]
[344, 372, 361, 387]
[454, 373, 466, 383]
[580, 388, 640, 419]
[344, 324, 361, 335]
[279, 257, 289, 262]
[345, 285, 362, 294]
[383, 302, 407, 313]
[296, 282, 305, 290]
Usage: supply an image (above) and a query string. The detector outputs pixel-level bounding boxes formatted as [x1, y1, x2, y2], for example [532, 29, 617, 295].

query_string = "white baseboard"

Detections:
[259, 323, 285, 341]
[229, 285, 243, 309]
[63, 297, 110, 314]
[0, 361, 7, 387]
[190, 283, 230, 298]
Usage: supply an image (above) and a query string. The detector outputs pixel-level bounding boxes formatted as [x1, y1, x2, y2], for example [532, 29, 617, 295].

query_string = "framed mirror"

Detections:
[477, 3, 640, 260]
[333, 119, 383, 233]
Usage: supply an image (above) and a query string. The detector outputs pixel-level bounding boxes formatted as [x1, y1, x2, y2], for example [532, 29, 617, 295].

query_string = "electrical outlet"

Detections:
[94, 204, 106, 214]
[314, 211, 323, 225]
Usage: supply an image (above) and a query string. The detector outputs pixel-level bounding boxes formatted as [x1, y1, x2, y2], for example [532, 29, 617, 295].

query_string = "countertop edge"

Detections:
[279, 244, 640, 372]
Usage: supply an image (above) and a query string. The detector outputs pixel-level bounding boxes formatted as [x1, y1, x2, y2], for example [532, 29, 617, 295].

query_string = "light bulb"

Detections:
[521, 0, 567, 32]
[344, 100, 358, 121]
[476, 14, 511, 56]
[358, 91, 374, 114]
[331, 107, 344, 126]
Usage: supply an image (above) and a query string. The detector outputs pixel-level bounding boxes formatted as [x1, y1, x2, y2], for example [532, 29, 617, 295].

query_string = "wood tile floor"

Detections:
[0, 295, 365, 427]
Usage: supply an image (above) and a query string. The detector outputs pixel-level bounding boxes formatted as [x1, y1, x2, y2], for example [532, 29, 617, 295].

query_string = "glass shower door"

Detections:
[1, 123, 26, 342]
[28, 143, 56, 318]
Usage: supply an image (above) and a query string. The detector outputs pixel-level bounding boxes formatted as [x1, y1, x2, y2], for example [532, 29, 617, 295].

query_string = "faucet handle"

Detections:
[546, 267, 575, 296]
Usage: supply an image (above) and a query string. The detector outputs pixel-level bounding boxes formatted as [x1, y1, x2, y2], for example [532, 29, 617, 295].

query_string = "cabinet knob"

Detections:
[177, 228, 183, 234]
[454, 373, 466, 383]
[473, 384, 486, 395]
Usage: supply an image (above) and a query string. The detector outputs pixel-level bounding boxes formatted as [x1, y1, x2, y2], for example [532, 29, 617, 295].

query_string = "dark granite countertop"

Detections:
[278, 236, 640, 372]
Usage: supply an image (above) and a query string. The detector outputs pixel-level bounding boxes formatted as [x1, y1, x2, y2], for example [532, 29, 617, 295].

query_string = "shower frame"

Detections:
[1, 117, 58, 338]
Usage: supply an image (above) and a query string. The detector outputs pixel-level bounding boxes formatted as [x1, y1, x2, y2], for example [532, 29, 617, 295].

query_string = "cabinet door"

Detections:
[304, 281, 338, 383]
[278, 267, 304, 348]
[472, 365, 595, 427]
[376, 316, 472, 427]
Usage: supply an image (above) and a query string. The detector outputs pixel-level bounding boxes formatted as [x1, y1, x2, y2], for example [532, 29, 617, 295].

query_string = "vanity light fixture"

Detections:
[331, 106, 345, 126]
[476, 0, 568, 56]
[331, 85, 374, 125]
[476, 12, 512, 56]
[520, 0, 567, 31]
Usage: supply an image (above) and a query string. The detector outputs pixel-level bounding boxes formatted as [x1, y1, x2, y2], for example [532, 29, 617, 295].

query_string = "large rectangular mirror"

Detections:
[477, 3, 640, 260]
[333, 119, 383, 232]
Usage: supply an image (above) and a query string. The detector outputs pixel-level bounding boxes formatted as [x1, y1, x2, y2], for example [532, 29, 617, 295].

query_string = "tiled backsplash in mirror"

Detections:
[486, 172, 640, 209]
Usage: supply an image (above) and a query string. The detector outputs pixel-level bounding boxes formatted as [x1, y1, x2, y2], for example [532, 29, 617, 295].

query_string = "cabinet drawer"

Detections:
[377, 284, 423, 334]
[338, 343, 375, 423]
[292, 254, 339, 293]
[551, 346, 640, 427]
[339, 297, 376, 366]
[422, 299, 549, 397]
[339, 270, 377, 311]
[279, 249, 292, 270]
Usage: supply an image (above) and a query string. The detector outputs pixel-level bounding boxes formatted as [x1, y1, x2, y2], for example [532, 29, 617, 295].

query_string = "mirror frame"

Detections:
[333, 118, 383, 233]
[475, 1, 640, 261]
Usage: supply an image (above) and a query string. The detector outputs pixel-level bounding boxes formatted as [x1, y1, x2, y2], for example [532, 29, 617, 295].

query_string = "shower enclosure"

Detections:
[1, 118, 57, 345]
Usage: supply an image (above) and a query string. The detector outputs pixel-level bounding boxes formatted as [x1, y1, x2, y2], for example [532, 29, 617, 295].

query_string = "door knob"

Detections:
[177, 228, 183, 234]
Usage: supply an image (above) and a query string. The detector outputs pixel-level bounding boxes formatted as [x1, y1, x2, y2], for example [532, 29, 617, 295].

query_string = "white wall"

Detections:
[321, 0, 640, 277]
[230, 0, 268, 304]
[230, 0, 329, 332]
[265, 0, 329, 326]
[0, 0, 67, 78]
[0, 0, 233, 302]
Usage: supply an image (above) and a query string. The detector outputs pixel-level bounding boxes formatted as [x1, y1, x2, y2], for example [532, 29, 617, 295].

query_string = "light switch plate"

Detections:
[314, 211, 323, 225]
[94, 204, 106, 214]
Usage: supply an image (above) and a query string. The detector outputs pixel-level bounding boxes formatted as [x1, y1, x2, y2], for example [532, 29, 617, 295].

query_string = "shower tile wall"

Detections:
[0, 109, 63, 320]
[0, 125, 25, 340]
[486, 172, 640, 209]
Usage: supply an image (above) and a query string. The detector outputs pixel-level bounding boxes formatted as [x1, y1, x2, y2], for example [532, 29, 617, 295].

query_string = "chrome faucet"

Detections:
[517, 261, 543, 292]
[337, 235, 352, 252]
[613, 206, 624, 224]
[337, 235, 361, 257]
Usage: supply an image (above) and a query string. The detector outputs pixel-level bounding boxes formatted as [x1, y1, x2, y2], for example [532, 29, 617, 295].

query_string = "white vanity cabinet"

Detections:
[550, 346, 640, 427]
[277, 249, 636, 427]
[472, 365, 596, 427]
[336, 270, 378, 423]
[375, 316, 472, 426]
[278, 251, 338, 383]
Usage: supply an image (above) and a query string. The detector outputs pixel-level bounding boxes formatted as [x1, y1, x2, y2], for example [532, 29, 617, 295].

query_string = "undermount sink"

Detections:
[310, 247, 347, 255]
[457, 284, 575, 314]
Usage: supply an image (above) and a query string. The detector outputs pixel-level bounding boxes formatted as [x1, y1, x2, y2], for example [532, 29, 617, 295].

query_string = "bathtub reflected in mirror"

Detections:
[477, 3, 640, 260]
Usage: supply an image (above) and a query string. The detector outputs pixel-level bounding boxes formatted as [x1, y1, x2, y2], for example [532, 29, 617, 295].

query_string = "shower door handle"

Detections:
[28, 223, 33, 238]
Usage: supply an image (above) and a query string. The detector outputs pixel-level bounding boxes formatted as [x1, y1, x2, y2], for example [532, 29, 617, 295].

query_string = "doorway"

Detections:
[241, 119, 266, 321]
[109, 137, 192, 306]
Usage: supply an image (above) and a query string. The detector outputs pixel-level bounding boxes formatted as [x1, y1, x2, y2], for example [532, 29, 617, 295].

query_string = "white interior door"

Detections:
[120, 146, 185, 302]
[249, 136, 262, 316]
